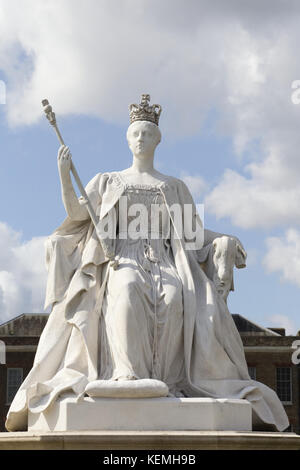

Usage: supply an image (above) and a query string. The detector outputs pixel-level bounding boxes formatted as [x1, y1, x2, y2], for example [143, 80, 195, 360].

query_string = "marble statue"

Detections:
[5, 95, 289, 432]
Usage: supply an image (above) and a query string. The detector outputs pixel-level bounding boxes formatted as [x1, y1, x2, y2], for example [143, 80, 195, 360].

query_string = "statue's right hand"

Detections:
[57, 145, 72, 175]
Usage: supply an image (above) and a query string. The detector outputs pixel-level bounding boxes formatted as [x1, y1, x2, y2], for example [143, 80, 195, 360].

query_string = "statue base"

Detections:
[2, 430, 300, 450]
[28, 396, 252, 432]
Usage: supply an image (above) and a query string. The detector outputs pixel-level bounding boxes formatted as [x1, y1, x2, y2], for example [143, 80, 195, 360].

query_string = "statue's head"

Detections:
[127, 120, 161, 156]
[127, 94, 162, 156]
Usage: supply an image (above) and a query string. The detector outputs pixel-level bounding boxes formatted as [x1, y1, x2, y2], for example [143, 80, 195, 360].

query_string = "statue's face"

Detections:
[127, 121, 161, 156]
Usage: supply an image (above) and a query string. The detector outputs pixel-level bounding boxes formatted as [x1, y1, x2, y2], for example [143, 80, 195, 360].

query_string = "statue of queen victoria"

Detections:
[6, 95, 288, 432]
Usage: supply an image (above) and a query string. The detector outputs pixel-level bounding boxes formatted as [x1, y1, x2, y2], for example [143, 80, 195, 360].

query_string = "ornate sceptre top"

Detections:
[42, 99, 65, 145]
[129, 94, 162, 126]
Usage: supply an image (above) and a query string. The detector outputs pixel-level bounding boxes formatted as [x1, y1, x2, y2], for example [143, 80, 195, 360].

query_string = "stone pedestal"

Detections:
[1, 430, 300, 450]
[28, 396, 252, 432]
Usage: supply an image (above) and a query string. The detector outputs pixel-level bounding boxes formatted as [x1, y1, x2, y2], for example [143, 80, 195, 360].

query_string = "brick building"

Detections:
[0, 313, 299, 432]
[233, 314, 300, 433]
[0, 314, 48, 431]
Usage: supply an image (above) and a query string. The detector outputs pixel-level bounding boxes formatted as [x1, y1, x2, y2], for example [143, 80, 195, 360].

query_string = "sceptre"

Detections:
[42, 99, 118, 269]
[42, 99, 98, 226]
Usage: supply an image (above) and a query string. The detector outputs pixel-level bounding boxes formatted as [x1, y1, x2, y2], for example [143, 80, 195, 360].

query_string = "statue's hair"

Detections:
[126, 120, 161, 145]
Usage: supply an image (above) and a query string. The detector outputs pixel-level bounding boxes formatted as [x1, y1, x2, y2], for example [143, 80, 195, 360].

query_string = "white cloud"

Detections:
[266, 314, 296, 336]
[263, 229, 300, 287]
[0, 222, 47, 324]
[205, 158, 300, 229]
[204, 37, 300, 230]
[0, 0, 300, 230]
[0, 1, 295, 131]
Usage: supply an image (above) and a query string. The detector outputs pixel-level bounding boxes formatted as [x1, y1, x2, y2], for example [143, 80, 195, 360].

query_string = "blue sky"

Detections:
[1, 0, 300, 334]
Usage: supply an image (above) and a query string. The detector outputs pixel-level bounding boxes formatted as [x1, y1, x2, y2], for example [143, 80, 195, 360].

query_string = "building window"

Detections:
[6, 368, 23, 404]
[276, 367, 292, 404]
[248, 366, 256, 380]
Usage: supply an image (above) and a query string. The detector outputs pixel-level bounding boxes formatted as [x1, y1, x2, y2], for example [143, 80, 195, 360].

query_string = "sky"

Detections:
[0, 0, 300, 334]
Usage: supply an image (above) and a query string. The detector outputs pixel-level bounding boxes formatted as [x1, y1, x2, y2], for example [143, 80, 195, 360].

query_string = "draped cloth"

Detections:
[5, 171, 289, 432]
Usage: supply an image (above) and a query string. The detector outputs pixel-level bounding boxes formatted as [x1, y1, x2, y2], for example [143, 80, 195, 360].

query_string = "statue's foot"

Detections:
[168, 387, 186, 398]
[85, 378, 169, 398]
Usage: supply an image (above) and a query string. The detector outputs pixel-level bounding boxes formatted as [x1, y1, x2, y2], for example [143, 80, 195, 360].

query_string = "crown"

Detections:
[129, 94, 162, 126]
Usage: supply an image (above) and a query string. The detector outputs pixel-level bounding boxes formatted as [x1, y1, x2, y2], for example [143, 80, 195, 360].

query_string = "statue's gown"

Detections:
[5, 172, 289, 432]
[99, 181, 185, 392]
